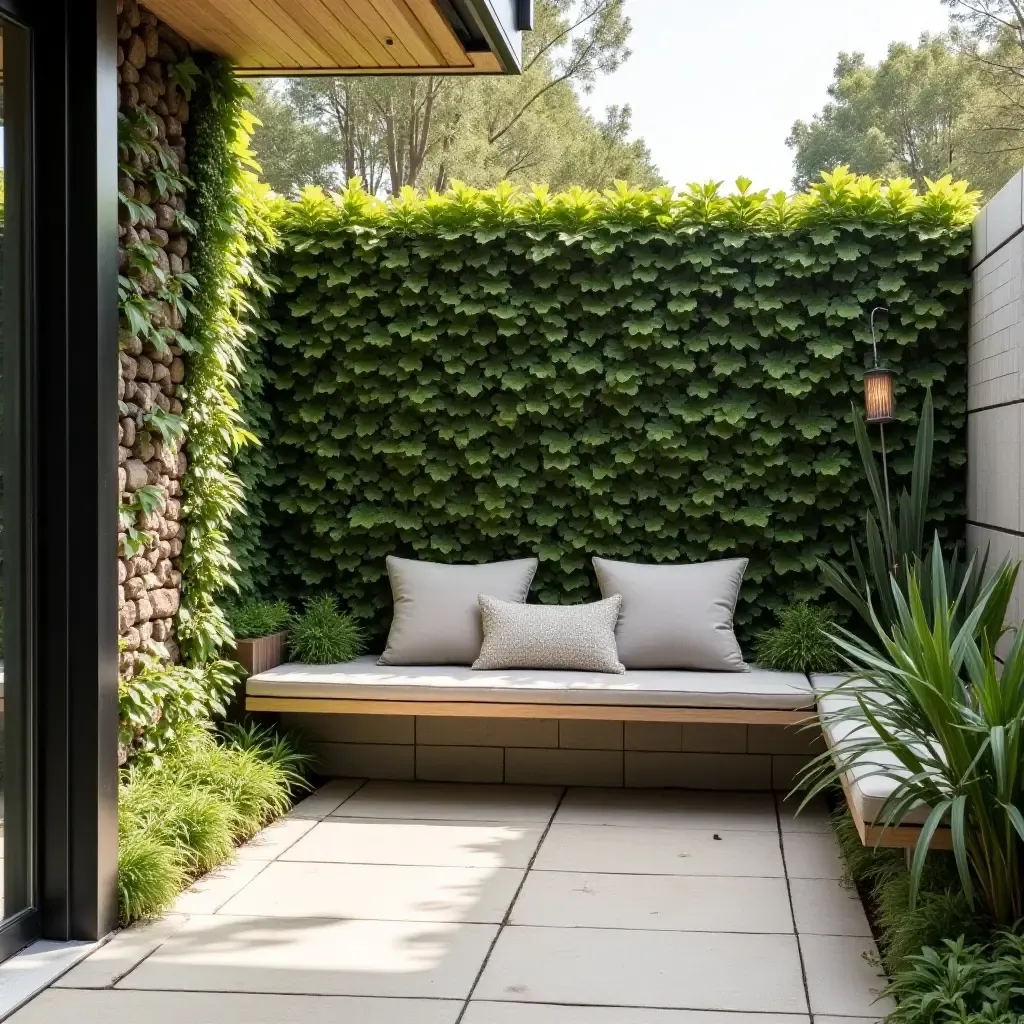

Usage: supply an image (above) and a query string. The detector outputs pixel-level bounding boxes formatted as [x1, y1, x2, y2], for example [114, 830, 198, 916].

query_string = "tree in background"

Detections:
[943, 0, 1024, 189]
[790, 6, 1024, 198]
[787, 37, 979, 191]
[247, 0, 661, 195]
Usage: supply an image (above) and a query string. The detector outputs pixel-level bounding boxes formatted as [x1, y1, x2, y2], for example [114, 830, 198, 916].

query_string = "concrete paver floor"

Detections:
[10, 780, 894, 1023]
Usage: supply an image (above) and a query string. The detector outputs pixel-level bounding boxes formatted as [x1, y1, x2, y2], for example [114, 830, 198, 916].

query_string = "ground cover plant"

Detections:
[830, 807, 1021, 1024]
[754, 602, 840, 672]
[118, 720, 313, 924]
[236, 170, 974, 644]
[287, 594, 365, 664]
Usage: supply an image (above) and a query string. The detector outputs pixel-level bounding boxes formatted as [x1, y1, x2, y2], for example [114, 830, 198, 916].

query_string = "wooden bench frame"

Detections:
[821, 724, 953, 852]
[245, 695, 815, 726]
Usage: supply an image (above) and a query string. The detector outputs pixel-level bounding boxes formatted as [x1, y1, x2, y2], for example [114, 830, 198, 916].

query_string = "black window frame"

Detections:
[0, 0, 120, 958]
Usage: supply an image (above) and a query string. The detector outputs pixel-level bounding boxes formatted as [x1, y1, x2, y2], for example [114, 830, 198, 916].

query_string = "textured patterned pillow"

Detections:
[473, 594, 625, 674]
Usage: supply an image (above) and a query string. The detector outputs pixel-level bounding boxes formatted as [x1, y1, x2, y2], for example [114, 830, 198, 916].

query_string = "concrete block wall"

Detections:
[969, 168, 1024, 635]
[280, 712, 823, 791]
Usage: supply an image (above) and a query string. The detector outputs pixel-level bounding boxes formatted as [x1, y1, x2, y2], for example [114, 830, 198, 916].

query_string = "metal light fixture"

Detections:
[863, 366, 896, 424]
[865, 306, 895, 524]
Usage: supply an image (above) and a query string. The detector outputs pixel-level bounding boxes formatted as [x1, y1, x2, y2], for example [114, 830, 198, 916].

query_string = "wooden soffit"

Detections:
[142, 0, 527, 76]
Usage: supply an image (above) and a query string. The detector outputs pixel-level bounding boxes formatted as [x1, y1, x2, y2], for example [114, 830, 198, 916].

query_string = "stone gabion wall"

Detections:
[116, 0, 189, 678]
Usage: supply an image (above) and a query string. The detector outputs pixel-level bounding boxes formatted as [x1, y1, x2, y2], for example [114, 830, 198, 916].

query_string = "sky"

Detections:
[583, 0, 953, 192]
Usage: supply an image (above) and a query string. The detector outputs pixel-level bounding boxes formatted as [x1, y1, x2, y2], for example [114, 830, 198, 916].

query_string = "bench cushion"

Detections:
[248, 656, 813, 710]
[812, 674, 929, 826]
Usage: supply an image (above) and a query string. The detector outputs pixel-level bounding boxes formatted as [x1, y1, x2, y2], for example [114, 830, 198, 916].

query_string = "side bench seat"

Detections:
[247, 655, 815, 725]
[812, 673, 948, 850]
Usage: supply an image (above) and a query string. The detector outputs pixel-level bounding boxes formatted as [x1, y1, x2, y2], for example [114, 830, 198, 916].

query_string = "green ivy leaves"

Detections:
[236, 172, 971, 646]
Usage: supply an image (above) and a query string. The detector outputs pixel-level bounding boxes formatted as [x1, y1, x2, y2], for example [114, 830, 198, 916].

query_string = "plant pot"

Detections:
[228, 630, 287, 723]
[233, 630, 287, 677]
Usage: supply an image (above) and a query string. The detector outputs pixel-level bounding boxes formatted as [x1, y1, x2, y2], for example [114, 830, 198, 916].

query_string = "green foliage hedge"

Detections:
[237, 171, 975, 642]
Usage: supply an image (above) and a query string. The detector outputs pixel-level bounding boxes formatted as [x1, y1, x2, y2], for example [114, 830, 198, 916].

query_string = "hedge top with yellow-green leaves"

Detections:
[234, 167, 975, 643]
[277, 168, 979, 237]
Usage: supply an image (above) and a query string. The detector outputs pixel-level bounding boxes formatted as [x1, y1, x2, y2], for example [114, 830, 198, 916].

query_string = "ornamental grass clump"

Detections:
[227, 598, 292, 639]
[800, 542, 1023, 925]
[754, 603, 840, 673]
[287, 594, 365, 665]
[117, 721, 315, 924]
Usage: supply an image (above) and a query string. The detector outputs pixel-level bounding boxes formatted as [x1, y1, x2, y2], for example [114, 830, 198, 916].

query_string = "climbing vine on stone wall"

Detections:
[240, 171, 976, 644]
[178, 57, 276, 664]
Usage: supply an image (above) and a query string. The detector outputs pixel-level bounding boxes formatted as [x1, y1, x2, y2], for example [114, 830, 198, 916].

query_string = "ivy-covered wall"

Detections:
[237, 174, 976, 644]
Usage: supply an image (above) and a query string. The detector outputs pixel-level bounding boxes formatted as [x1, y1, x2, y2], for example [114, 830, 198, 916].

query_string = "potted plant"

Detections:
[229, 599, 292, 677]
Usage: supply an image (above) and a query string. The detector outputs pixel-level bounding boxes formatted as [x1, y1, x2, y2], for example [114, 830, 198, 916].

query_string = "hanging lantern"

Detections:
[863, 366, 896, 424]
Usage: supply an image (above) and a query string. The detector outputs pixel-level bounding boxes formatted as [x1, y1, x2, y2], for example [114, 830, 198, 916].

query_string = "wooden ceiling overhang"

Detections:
[143, 0, 530, 76]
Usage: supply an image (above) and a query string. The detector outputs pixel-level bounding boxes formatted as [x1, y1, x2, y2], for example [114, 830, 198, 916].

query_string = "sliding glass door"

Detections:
[0, 7, 38, 956]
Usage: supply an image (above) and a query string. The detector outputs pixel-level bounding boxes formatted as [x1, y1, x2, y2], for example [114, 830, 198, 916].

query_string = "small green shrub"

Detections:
[287, 595, 365, 665]
[227, 598, 292, 640]
[886, 932, 1024, 1024]
[117, 720, 313, 924]
[754, 602, 840, 673]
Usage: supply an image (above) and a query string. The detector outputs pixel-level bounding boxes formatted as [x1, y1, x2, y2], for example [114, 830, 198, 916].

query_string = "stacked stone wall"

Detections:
[115, 0, 190, 677]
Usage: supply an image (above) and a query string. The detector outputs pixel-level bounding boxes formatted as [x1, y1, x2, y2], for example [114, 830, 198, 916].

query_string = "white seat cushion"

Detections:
[812, 674, 930, 826]
[249, 656, 813, 711]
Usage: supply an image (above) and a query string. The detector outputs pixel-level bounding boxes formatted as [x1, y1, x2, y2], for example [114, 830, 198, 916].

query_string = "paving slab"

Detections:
[475, 925, 808, 1013]
[334, 782, 561, 822]
[556, 788, 778, 831]
[234, 816, 317, 860]
[286, 778, 364, 819]
[802, 934, 894, 1017]
[171, 858, 270, 915]
[782, 831, 845, 879]
[282, 817, 544, 868]
[218, 860, 525, 923]
[511, 871, 793, 932]
[54, 915, 189, 989]
[790, 878, 872, 936]
[777, 794, 833, 833]
[117, 914, 498, 999]
[463, 1006, 809, 1024]
[534, 823, 785, 876]
[9, 989, 462, 1023]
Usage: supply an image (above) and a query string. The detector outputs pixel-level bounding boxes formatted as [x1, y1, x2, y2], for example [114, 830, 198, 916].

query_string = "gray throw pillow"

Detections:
[593, 556, 748, 671]
[473, 594, 625, 674]
[379, 556, 538, 666]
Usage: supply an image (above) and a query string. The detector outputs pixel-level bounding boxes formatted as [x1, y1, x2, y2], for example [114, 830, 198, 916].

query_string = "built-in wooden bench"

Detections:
[245, 656, 816, 726]
[811, 674, 952, 852]
[245, 659, 945, 850]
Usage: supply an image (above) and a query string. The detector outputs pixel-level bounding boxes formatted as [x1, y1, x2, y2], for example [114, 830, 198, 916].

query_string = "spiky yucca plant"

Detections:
[820, 390, 991, 642]
[800, 543, 1022, 924]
